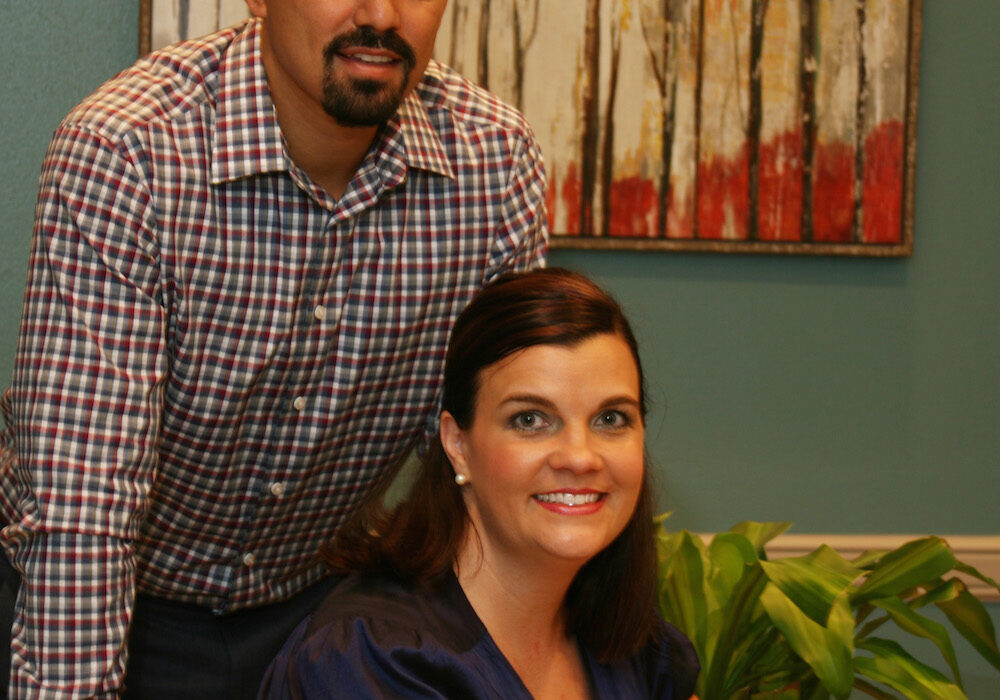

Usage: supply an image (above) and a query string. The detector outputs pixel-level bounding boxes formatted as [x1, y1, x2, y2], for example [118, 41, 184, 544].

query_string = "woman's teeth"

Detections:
[535, 492, 601, 507]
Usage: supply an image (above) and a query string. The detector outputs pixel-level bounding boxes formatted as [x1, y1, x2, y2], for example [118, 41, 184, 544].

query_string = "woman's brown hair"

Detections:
[323, 267, 659, 662]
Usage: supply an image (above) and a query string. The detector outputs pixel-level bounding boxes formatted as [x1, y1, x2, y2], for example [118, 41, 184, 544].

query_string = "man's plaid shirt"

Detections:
[0, 19, 547, 697]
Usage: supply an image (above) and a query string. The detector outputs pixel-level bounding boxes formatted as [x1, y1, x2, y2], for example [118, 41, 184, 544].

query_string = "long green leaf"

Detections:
[855, 613, 891, 641]
[658, 531, 718, 696]
[853, 537, 956, 604]
[760, 547, 860, 626]
[852, 549, 891, 570]
[724, 619, 796, 697]
[708, 532, 760, 603]
[656, 528, 684, 581]
[908, 578, 962, 609]
[730, 521, 793, 554]
[851, 677, 898, 700]
[705, 562, 767, 699]
[953, 560, 1000, 595]
[935, 585, 1000, 671]
[797, 676, 833, 700]
[855, 638, 966, 700]
[759, 583, 854, 698]
[869, 596, 962, 685]
[748, 690, 800, 699]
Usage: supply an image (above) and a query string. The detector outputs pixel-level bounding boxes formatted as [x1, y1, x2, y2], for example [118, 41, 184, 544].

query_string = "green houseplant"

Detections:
[655, 519, 1000, 699]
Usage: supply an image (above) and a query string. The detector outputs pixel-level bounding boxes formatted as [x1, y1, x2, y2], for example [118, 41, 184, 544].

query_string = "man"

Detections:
[0, 0, 547, 696]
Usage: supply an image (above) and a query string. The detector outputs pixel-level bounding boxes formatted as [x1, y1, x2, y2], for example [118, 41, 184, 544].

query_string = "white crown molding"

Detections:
[762, 533, 1000, 603]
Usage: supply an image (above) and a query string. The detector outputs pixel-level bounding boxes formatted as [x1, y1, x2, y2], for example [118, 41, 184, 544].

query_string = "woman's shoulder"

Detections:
[302, 570, 483, 649]
[587, 616, 700, 700]
[258, 571, 509, 699]
[646, 617, 701, 700]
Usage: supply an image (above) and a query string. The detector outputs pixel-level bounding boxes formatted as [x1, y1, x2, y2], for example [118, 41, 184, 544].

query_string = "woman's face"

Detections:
[441, 333, 645, 571]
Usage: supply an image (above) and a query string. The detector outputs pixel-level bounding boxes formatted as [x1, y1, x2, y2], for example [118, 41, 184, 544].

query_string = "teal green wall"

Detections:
[0, 0, 996, 693]
[1, 2, 997, 533]
[1, 2, 996, 535]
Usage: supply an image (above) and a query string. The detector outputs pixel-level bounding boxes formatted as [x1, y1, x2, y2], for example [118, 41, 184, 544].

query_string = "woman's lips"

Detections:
[533, 490, 606, 514]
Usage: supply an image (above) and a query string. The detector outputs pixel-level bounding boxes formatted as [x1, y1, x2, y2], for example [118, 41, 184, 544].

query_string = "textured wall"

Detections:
[1, 2, 996, 534]
[0, 1, 996, 693]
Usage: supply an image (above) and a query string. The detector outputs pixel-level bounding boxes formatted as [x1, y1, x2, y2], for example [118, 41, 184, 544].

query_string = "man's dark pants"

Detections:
[0, 548, 333, 699]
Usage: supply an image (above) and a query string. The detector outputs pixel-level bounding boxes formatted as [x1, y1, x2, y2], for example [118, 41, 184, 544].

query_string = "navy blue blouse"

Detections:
[259, 572, 699, 699]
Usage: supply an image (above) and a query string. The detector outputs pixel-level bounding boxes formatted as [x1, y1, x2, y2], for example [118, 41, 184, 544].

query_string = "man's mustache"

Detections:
[323, 27, 417, 70]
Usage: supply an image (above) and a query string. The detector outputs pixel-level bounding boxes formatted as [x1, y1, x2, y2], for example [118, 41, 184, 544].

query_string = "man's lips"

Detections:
[337, 48, 402, 65]
[324, 27, 416, 73]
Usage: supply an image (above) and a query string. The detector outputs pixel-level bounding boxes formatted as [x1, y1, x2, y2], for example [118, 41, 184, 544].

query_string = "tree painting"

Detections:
[143, 0, 249, 53]
[140, 0, 920, 255]
[435, 0, 921, 255]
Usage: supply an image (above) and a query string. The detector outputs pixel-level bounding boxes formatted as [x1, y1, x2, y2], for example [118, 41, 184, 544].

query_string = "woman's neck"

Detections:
[455, 540, 590, 699]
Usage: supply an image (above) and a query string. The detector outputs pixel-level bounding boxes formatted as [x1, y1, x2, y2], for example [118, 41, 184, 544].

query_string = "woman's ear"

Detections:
[439, 411, 468, 471]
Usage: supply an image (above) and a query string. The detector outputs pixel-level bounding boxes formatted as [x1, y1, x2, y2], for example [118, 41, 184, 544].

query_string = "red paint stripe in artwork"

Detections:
[560, 160, 582, 235]
[862, 120, 904, 243]
[607, 176, 658, 237]
[697, 145, 750, 240]
[666, 181, 695, 239]
[757, 130, 804, 241]
[812, 140, 854, 242]
[546, 162, 559, 233]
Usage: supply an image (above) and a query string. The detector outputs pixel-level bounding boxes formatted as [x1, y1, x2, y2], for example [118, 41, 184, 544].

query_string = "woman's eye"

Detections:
[595, 410, 630, 429]
[510, 411, 547, 432]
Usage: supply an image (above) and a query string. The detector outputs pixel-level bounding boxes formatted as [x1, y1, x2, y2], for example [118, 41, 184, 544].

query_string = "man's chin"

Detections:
[322, 78, 408, 127]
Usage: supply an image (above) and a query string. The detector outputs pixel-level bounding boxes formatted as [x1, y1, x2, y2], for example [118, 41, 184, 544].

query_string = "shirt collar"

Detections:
[391, 60, 455, 180]
[211, 21, 454, 185]
[211, 20, 286, 184]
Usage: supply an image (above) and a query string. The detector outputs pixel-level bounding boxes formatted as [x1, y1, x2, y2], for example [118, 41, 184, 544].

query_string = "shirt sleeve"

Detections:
[486, 122, 549, 279]
[4, 122, 166, 697]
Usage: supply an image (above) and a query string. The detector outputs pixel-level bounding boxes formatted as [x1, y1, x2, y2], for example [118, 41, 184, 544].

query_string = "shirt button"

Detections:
[292, 396, 306, 411]
[242, 552, 256, 567]
[269, 482, 285, 497]
[313, 305, 328, 321]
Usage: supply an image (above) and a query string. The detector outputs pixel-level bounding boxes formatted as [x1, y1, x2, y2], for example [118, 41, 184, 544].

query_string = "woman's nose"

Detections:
[546, 428, 603, 473]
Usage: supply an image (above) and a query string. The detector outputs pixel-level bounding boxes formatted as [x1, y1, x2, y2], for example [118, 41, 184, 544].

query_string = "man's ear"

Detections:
[245, 0, 267, 19]
[439, 411, 468, 471]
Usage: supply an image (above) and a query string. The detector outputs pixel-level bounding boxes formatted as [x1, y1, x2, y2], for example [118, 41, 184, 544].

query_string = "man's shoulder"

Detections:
[59, 22, 248, 144]
[415, 60, 534, 140]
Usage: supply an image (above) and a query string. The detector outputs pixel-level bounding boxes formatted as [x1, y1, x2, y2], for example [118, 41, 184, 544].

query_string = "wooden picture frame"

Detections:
[140, 0, 922, 256]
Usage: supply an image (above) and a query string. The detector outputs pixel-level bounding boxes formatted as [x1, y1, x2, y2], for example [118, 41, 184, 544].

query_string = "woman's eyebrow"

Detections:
[499, 394, 641, 410]
[598, 396, 642, 409]
[499, 394, 556, 409]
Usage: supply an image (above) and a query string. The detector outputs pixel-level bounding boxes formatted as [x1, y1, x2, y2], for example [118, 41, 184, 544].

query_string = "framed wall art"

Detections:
[140, 0, 922, 256]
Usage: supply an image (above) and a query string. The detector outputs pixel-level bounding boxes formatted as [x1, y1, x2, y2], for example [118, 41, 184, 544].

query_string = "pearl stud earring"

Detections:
[454, 473, 468, 486]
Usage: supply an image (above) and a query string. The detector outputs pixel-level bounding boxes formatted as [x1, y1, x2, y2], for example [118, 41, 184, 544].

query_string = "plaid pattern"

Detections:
[0, 20, 546, 697]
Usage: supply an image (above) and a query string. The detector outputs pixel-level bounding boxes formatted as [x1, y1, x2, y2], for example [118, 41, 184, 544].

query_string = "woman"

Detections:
[259, 268, 699, 699]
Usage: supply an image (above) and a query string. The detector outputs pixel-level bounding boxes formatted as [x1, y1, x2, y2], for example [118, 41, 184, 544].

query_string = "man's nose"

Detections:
[354, 0, 402, 33]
